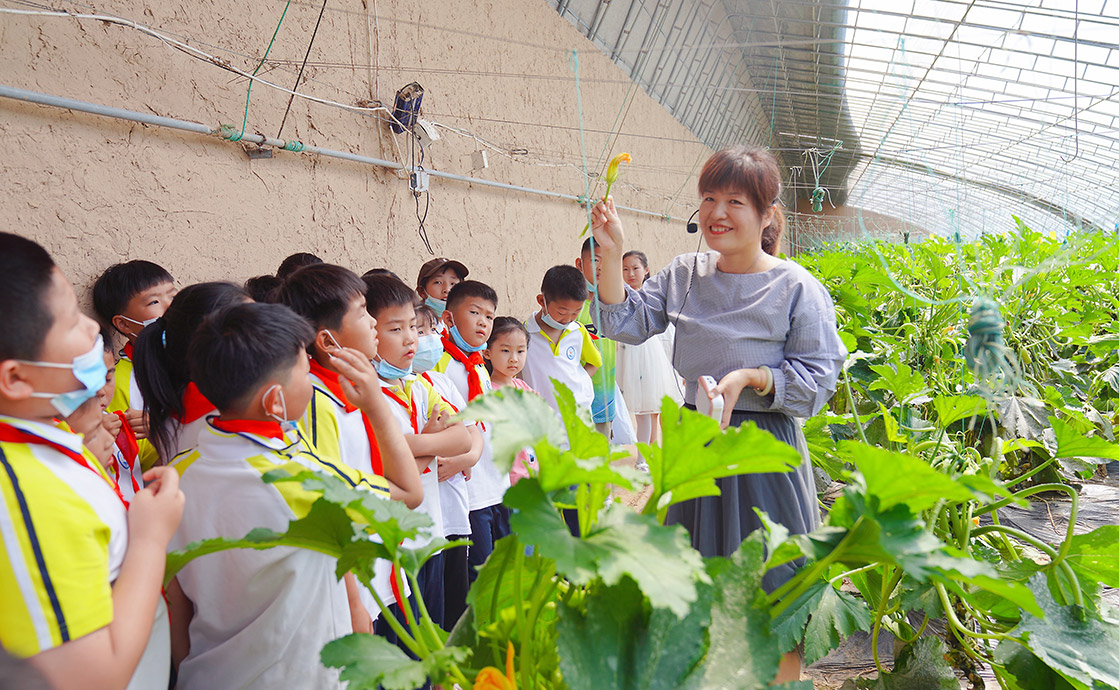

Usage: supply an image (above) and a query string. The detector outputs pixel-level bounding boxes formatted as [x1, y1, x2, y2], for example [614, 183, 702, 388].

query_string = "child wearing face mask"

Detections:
[484, 317, 538, 484]
[413, 304, 483, 629]
[415, 257, 468, 326]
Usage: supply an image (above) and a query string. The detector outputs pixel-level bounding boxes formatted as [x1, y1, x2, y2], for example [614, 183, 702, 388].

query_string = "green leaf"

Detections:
[466, 535, 554, 630]
[770, 580, 826, 655]
[688, 535, 782, 689]
[556, 576, 712, 690]
[320, 634, 428, 690]
[803, 584, 873, 666]
[995, 640, 1080, 690]
[879, 404, 908, 443]
[645, 400, 801, 520]
[459, 386, 565, 472]
[932, 395, 987, 428]
[534, 439, 632, 494]
[1065, 525, 1119, 589]
[842, 637, 958, 689]
[1017, 574, 1119, 689]
[868, 359, 927, 403]
[838, 442, 973, 512]
[504, 479, 707, 617]
[1051, 416, 1119, 461]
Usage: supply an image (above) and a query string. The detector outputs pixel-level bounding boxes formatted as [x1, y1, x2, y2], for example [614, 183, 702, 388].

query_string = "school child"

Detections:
[413, 303, 482, 628]
[0, 232, 184, 690]
[416, 257, 468, 320]
[484, 317, 539, 484]
[365, 275, 472, 629]
[132, 282, 248, 464]
[616, 250, 682, 458]
[274, 264, 424, 626]
[576, 239, 637, 445]
[521, 265, 602, 417]
[243, 274, 281, 303]
[91, 260, 176, 445]
[275, 251, 323, 279]
[433, 280, 511, 578]
[81, 336, 145, 498]
[166, 302, 390, 690]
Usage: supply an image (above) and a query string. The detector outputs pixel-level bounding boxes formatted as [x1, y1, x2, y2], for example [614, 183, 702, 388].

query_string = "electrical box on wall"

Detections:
[410, 169, 430, 193]
[415, 119, 440, 148]
[471, 150, 489, 170]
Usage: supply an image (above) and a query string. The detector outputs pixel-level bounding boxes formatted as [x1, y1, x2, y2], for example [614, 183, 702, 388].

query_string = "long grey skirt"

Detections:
[666, 407, 821, 593]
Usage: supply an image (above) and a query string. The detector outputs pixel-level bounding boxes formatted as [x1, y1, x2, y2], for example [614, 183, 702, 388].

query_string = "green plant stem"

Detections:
[391, 563, 429, 656]
[405, 568, 446, 654]
[935, 583, 1010, 640]
[893, 612, 930, 646]
[827, 562, 881, 586]
[366, 585, 424, 658]
[513, 548, 535, 689]
[843, 372, 869, 445]
[1003, 455, 1058, 489]
[871, 567, 903, 673]
[769, 517, 863, 616]
[970, 524, 1083, 606]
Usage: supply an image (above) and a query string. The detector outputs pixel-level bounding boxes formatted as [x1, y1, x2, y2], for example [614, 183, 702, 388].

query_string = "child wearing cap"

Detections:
[416, 258, 469, 322]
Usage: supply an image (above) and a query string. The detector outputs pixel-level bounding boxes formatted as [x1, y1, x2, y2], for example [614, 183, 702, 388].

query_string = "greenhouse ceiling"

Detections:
[555, 0, 1119, 239]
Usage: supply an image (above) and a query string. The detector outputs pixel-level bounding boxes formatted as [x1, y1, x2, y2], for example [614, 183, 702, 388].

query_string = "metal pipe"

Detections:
[0, 84, 677, 221]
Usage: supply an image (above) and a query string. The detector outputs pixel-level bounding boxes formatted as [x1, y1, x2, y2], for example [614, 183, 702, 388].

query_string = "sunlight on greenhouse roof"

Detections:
[555, 0, 1119, 245]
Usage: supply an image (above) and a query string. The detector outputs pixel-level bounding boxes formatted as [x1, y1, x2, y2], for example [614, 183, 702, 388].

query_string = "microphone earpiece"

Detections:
[686, 209, 699, 234]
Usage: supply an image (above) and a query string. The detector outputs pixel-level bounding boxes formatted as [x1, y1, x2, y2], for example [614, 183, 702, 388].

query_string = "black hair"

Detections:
[189, 303, 314, 413]
[488, 317, 529, 348]
[276, 252, 323, 280]
[541, 265, 587, 302]
[363, 275, 419, 320]
[0, 233, 56, 361]
[580, 237, 593, 255]
[133, 282, 248, 460]
[274, 264, 366, 333]
[243, 275, 282, 303]
[362, 267, 402, 282]
[415, 304, 438, 329]
[445, 280, 498, 312]
[623, 250, 651, 284]
[91, 260, 174, 331]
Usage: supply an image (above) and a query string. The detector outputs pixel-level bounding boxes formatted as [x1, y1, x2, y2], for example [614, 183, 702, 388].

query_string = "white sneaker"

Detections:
[635, 459, 650, 472]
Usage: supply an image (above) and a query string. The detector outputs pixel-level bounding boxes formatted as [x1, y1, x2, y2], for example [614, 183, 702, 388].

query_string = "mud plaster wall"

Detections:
[0, 0, 733, 319]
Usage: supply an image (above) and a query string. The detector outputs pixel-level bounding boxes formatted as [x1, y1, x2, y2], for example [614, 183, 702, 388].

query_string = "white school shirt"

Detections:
[522, 315, 596, 413]
[168, 421, 390, 690]
[303, 374, 402, 619]
[419, 371, 471, 536]
[379, 375, 446, 543]
[432, 356, 510, 510]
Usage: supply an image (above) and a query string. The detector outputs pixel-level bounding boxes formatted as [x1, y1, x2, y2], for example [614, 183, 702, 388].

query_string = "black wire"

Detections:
[409, 125, 434, 254]
[669, 223, 704, 400]
[276, 0, 329, 139]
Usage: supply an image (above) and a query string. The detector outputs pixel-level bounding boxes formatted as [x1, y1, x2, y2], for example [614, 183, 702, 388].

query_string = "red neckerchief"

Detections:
[309, 359, 384, 476]
[121, 342, 134, 360]
[440, 332, 485, 401]
[210, 417, 285, 440]
[0, 420, 129, 509]
[180, 383, 217, 424]
[381, 385, 419, 435]
[111, 410, 141, 495]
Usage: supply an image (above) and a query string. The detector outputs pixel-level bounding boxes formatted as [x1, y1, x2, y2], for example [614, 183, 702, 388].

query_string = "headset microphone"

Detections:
[686, 209, 699, 234]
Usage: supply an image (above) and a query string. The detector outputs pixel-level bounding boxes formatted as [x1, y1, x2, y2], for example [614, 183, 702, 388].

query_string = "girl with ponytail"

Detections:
[133, 282, 249, 462]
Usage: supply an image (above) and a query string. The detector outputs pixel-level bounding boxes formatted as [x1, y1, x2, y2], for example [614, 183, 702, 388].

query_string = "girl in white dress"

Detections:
[616, 251, 683, 445]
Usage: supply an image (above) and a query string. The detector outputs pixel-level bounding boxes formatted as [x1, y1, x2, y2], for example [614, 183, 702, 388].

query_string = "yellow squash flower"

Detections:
[473, 642, 516, 690]
[605, 152, 631, 186]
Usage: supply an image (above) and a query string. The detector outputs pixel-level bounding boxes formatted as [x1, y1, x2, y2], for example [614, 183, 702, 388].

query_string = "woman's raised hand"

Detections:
[590, 198, 625, 255]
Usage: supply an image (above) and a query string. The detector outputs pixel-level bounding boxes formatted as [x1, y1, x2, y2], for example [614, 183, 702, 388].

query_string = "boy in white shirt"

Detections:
[167, 302, 391, 690]
[365, 276, 471, 630]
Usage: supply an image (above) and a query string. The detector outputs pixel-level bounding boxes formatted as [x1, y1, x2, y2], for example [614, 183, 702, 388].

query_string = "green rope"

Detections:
[235, 0, 292, 141]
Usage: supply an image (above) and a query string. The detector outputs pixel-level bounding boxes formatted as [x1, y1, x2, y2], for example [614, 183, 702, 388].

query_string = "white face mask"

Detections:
[119, 315, 158, 329]
[263, 384, 297, 431]
[539, 298, 570, 331]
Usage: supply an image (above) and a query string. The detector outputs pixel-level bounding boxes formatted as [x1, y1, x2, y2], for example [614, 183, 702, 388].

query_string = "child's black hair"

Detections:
[243, 275, 282, 303]
[0, 233, 56, 361]
[541, 265, 588, 302]
[488, 317, 529, 348]
[363, 275, 419, 320]
[445, 280, 498, 311]
[274, 264, 366, 334]
[580, 237, 594, 255]
[189, 303, 314, 413]
[276, 252, 323, 280]
[91, 260, 174, 331]
[362, 267, 402, 282]
[415, 304, 438, 330]
[133, 282, 248, 460]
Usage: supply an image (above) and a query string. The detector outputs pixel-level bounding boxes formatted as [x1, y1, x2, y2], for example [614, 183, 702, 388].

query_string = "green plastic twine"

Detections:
[234, 0, 292, 141]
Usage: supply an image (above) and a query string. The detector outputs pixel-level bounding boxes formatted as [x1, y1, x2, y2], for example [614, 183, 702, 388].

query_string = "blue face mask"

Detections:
[412, 334, 444, 373]
[446, 313, 486, 353]
[375, 357, 413, 380]
[585, 281, 598, 296]
[539, 299, 570, 331]
[425, 296, 447, 317]
[20, 335, 108, 417]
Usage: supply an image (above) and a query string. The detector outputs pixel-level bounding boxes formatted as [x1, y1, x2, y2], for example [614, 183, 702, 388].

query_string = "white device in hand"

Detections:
[696, 376, 724, 420]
